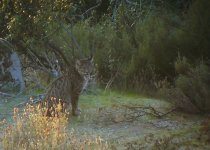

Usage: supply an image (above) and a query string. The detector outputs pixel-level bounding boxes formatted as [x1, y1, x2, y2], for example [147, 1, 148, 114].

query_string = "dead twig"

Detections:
[122, 104, 178, 119]
[79, 0, 102, 18]
[95, 104, 178, 126]
[105, 70, 119, 91]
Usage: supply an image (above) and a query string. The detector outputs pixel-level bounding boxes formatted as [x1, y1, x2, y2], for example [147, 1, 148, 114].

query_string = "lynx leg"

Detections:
[71, 94, 81, 116]
[44, 98, 56, 117]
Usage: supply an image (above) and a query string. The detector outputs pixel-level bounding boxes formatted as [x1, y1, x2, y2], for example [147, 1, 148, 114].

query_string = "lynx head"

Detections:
[75, 56, 94, 77]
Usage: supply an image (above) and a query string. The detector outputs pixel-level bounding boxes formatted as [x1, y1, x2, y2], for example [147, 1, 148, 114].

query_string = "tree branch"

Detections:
[124, 0, 138, 5]
[56, 20, 83, 59]
[47, 41, 70, 66]
[0, 91, 14, 97]
[80, 0, 102, 17]
[0, 38, 15, 52]
[122, 104, 178, 119]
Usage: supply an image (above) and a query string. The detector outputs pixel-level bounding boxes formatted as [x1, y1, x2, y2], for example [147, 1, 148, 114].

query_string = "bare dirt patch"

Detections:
[70, 104, 208, 149]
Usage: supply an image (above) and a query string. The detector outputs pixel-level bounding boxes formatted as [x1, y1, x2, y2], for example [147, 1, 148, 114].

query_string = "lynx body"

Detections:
[45, 57, 94, 116]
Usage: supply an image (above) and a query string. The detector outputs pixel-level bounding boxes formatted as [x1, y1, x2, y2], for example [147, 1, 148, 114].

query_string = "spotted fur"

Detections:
[45, 57, 94, 116]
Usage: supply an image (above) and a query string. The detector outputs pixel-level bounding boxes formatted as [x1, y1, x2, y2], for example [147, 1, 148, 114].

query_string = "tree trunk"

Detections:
[8, 51, 25, 93]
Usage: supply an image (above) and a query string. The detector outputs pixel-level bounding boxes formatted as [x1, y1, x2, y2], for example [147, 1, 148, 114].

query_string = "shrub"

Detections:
[174, 61, 210, 113]
[135, 13, 179, 77]
[2, 104, 109, 150]
[25, 0, 209, 95]
[175, 0, 210, 60]
[175, 55, 191, 75]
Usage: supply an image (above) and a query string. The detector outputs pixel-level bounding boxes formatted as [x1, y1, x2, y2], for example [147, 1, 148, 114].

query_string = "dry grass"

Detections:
[1, 102, 109, 150]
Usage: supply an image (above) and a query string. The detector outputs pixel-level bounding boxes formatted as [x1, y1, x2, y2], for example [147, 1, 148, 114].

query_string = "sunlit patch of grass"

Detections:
[80, 89, 171, 110]
[2, 103, 109, 150]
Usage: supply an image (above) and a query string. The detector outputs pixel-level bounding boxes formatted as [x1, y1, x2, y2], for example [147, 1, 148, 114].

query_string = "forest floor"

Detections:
[0, 89, 210, 149]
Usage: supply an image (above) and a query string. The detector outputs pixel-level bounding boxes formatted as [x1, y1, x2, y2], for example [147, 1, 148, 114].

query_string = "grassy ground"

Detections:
[0, 89, 209, 149]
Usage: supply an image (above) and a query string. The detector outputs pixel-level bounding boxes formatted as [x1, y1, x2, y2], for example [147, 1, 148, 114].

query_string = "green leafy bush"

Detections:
[135, 14, 178, 77]
[175, 61, 210, 113]
[175, 0, 210, 60]
[175, 55, 191, 75]
[2, 0, 210, 95]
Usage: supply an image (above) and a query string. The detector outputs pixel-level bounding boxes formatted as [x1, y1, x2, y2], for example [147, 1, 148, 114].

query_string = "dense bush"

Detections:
[175, 55, 191, 75]
[176, 0, 210, 60]
[175, 61, 210, 113]
[1, 0, 209, 96]
[58, 13, 178, 93]
[56, 0, 209, 95]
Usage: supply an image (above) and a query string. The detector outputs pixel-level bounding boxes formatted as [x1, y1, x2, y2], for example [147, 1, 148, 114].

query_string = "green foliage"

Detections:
[70, 21, 140, 90]
[1, 0, 210, 95]
[175, 61, 210, 113]
[175, 0, 210, 60]
[56, 0, 209, 94]
[175, 55, 191, 75]
[135, 14, 178, 77]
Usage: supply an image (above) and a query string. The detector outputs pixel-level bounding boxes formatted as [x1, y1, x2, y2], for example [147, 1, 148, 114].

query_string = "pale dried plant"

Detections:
[2, 102, 109, 150]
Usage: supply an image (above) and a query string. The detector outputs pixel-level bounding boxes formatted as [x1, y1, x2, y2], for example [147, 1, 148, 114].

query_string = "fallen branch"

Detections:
[122, 104, 178, 119]
[15, 94, 45, 107]
[80, 0, 102, 18]
[0, 112, 13, 116]
[94, 104, 178, 126]
[0, 91, 14, 97]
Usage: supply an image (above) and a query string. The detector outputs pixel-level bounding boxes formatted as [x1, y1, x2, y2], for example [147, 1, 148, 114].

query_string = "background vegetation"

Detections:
[0, 0, 210, 112]
[1, 1, 210, 149]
